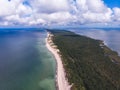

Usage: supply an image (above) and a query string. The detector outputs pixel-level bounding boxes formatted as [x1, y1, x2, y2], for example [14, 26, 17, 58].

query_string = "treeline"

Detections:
[47, 30, 120, 90]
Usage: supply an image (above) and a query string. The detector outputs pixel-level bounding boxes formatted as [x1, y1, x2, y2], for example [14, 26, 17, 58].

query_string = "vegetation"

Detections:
[47, 30, 120, 90]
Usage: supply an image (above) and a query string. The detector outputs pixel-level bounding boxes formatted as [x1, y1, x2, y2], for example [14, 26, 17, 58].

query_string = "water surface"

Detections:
[0, 29, 56, 90]
[70, 28, 120, 54]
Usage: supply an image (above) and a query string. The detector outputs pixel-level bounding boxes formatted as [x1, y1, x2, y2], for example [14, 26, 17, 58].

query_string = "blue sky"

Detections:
[0, 0, 120, 27]
[104, 0, 120, 8]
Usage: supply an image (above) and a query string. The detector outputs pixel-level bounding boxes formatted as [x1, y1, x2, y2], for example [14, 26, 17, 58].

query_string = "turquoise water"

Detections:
[0, 30, 56, 90]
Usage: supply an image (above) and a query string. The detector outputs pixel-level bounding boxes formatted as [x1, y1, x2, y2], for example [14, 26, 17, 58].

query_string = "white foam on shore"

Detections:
[45, 32, 71, 90]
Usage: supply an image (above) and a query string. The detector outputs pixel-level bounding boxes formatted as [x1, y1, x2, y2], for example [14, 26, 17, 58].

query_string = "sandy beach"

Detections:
[46, 32, 71, 90]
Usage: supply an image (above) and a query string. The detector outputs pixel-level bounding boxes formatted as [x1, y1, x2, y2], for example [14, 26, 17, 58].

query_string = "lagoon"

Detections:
[70, 28, 120, 54]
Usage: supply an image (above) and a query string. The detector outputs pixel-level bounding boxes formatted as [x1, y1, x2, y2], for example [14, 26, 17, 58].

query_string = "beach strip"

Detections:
[46, 32, 71, 90]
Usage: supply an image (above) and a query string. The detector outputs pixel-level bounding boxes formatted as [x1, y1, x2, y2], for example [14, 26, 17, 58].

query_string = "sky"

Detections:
[104, 0, 120, 8]
[0, 0, 120, 27]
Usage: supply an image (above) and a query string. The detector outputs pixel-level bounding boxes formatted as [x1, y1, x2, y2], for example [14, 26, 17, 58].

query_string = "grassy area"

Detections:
[47, 30, 120, 90]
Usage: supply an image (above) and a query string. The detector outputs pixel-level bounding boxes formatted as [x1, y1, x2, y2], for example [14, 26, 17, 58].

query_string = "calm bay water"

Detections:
[70, 28, 120, 54]
[0, 29, 56, 90]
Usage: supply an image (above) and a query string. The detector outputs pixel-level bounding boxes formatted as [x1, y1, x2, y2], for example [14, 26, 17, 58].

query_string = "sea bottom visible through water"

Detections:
[0, 30, 56, 90]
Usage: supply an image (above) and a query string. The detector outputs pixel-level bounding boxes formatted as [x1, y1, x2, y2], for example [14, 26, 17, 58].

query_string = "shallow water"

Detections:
[70, 28, 120, 54]
[0, 29, 56, 90]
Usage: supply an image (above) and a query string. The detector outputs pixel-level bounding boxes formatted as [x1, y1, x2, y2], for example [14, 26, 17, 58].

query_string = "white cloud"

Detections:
[0, 0, 23, 16]
[81, 8, 112, 23]
[17, 3, 33, 17]
[29, 0, 70, 13]
[113, 7, 120, 21]
[86, 0, 107, 13]
[74, 0, 112, 23]
[0, 0, 120, 26]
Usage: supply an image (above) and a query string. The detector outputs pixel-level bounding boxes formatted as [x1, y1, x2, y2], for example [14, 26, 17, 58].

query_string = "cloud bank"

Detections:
[0, 0, 120, 26]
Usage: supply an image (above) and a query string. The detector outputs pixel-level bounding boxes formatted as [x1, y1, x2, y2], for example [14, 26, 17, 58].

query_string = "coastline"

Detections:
[45, 32, 71, 90]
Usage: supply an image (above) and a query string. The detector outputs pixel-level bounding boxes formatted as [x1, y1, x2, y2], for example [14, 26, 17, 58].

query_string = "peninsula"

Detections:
[46, 30, 120, 90]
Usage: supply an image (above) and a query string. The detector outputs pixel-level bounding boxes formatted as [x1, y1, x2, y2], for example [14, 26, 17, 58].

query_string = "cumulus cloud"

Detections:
[0, 0, 119, 26]
[0, 0, 21, 16]
[112, 7, 120, 21]
[73, 0, 112, 23]
[29, 0, 70, 13]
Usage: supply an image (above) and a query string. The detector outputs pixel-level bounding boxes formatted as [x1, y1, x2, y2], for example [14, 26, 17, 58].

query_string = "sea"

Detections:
[0, 28, 56, 90]
[70, 28, 120, 55]
[0, 28, 120, 90]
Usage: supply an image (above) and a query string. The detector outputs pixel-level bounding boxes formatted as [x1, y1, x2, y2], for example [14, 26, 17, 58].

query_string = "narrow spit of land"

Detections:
[46, 32, 71, 90]
[46, 30, 120, 90]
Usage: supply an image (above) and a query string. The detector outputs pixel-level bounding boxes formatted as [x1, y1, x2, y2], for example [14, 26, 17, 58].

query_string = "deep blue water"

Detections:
[0, 29, 56, 90]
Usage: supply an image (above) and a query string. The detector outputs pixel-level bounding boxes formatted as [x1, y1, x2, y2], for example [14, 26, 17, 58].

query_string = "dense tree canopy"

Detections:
[48, 30, 120, 90]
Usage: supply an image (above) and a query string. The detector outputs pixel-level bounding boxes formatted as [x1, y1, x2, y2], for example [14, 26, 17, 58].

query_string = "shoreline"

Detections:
[45, 32, 71, 90]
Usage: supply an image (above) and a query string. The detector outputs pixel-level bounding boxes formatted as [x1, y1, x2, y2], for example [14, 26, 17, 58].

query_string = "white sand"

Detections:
[46, 32, 71, 90]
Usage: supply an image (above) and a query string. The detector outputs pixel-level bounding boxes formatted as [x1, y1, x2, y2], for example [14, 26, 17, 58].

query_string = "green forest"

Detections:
[47, 30, 120, 90]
